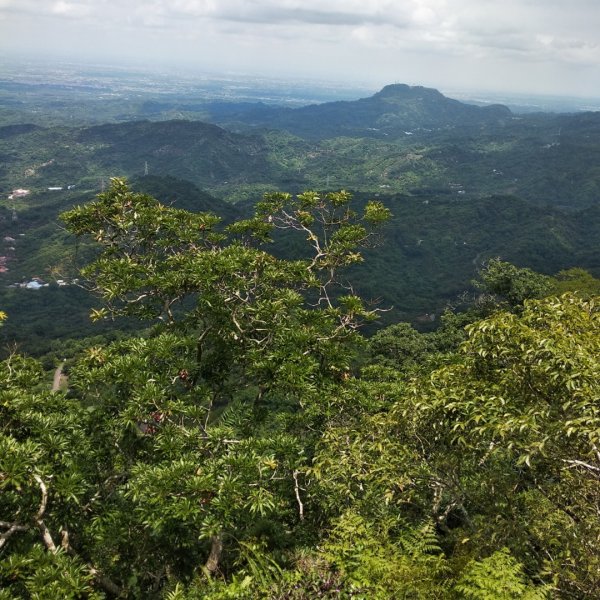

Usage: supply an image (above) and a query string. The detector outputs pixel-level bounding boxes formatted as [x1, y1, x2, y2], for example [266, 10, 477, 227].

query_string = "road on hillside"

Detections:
[51, 362, 65, 392]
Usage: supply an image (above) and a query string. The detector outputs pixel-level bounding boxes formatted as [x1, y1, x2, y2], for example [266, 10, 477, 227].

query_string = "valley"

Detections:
[1, 67, 600, 356]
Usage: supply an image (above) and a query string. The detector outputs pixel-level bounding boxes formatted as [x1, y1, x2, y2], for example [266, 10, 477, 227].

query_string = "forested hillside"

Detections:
[2, 84, 600, 355]
[1, 181, 598, 598]
[3, 85, 600, 206]
[1, 79, 599, 597]
[2, 178, 600, 355]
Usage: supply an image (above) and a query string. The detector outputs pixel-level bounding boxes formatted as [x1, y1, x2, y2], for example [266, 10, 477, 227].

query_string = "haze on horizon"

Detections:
[1, 0, 599, 99]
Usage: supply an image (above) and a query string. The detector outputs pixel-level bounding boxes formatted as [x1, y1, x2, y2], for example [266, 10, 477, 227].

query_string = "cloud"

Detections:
[51, 1, 92, 18]
[1, 0, 597, 53]
[1, 0, 599, 95]
[161, 0, 412, 28]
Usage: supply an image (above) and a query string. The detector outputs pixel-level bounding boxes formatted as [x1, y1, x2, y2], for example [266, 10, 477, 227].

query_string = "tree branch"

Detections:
[33, 474, 57, 553]
[88, 566, 123, 597]
[0, 522, 29, 550]
[562, 459, 600, 476]
[293, 470, 304, 521]
[204, 534, 223, 575]
[60, 526, 123, 597]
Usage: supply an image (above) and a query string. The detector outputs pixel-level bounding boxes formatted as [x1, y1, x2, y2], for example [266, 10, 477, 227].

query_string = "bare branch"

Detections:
[293, 470, 304, 521]
[60, 528, 71, 551]
[204, 534, 223, 575]
[0, 522, 29, 549]
[562, 459, 600, 476]
[33, 474, 49, 521]
[88, 566, 123, 597]
[593, 444, 600, 464]
[33, 474, 57, 553]
[0, 520, 23, 528]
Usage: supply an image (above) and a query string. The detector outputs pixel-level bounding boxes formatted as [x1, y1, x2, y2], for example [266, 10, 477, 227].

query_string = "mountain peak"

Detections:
[209, 82, 511, 140]
[374, 84, 443, 99]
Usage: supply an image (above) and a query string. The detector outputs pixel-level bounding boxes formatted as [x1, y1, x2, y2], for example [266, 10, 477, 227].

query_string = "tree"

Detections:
[311, 293, 598, 598]
[0, 352, 113, 597]
[4, 179, 597, 597]
[473, 258, 552, 311]
[413, 293, 600, 597]
[550, 267, 600, 297]
[367, 321, 433, 372]
[0, 180, 390, 597]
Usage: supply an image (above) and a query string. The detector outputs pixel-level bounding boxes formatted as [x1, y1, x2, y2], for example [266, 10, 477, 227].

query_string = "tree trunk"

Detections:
[204, 534, 223, 575]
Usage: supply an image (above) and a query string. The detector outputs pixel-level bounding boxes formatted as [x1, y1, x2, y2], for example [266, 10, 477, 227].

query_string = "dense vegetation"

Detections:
[0, 79, 599, 597]
[3, 174, 600, 355]
[1, 181, 598, 598]
[3, 96, 600, 207]
[3, 85, 600, 354]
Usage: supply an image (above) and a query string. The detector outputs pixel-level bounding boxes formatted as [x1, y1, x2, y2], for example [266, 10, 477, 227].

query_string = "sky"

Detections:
[1, 0, 600, 97]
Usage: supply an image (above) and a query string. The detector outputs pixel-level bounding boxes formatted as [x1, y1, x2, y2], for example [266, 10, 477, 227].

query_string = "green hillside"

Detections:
[4, 90, 600, 207]
[2, 180, 598, 598]
[1, 83, 600, 354]
[212, 83, 512, 139]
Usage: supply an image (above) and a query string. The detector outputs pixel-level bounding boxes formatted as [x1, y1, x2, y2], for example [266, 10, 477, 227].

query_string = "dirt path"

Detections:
[51, 362, 66, 392]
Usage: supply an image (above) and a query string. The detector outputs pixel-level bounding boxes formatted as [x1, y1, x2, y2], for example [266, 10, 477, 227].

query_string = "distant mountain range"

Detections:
[2, 83, 600, 208]
[2, 82, 600, 353]
[200, 83, 512, 139]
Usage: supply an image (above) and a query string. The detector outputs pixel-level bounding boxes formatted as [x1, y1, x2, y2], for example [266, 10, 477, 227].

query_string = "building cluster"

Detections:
[47, 185, 77, 191]
[8, 277, 49, 290]
[7, 277, 74, 290]
[7, 188, 30, 201]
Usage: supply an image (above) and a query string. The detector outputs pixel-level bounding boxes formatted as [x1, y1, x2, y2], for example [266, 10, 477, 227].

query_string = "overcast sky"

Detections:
[1, 0, 599, 97]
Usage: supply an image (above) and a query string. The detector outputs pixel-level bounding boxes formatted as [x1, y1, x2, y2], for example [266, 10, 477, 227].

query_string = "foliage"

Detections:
[311, 293, 598, 599]
[0, 351, 107, 596]
[0, 180, 391, 596]
[320, 512, 450, 599]
[427, 293, 599, 465]
[0, 546, 102, 600]
[366, 320, 461, 373]
[413, 293, 600, 597]
[550, 267, 600, 297]
[455, 548, 549, 600]
[1, 178, 598, 598]
[474, 258, 553, 310]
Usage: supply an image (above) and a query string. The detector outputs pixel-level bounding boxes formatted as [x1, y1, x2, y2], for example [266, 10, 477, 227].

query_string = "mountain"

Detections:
[76, 120, 275, 186]
[131, 175, 241, 223]
[2, 81, 600, 356]
[0, 123, 43, 139]
[3, 182, 600, 356]
[0, 119, 284, 201]
[3, 86, 600, 209]
[312, 192, 599, 321]
[209, 84, 512, 139]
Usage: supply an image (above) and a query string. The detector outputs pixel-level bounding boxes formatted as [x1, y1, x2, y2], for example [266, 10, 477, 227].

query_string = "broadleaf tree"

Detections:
[1, 179, 391, 597]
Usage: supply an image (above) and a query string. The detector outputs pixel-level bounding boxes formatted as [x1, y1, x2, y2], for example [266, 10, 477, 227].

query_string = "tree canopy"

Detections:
[0, 181, 597, 599]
